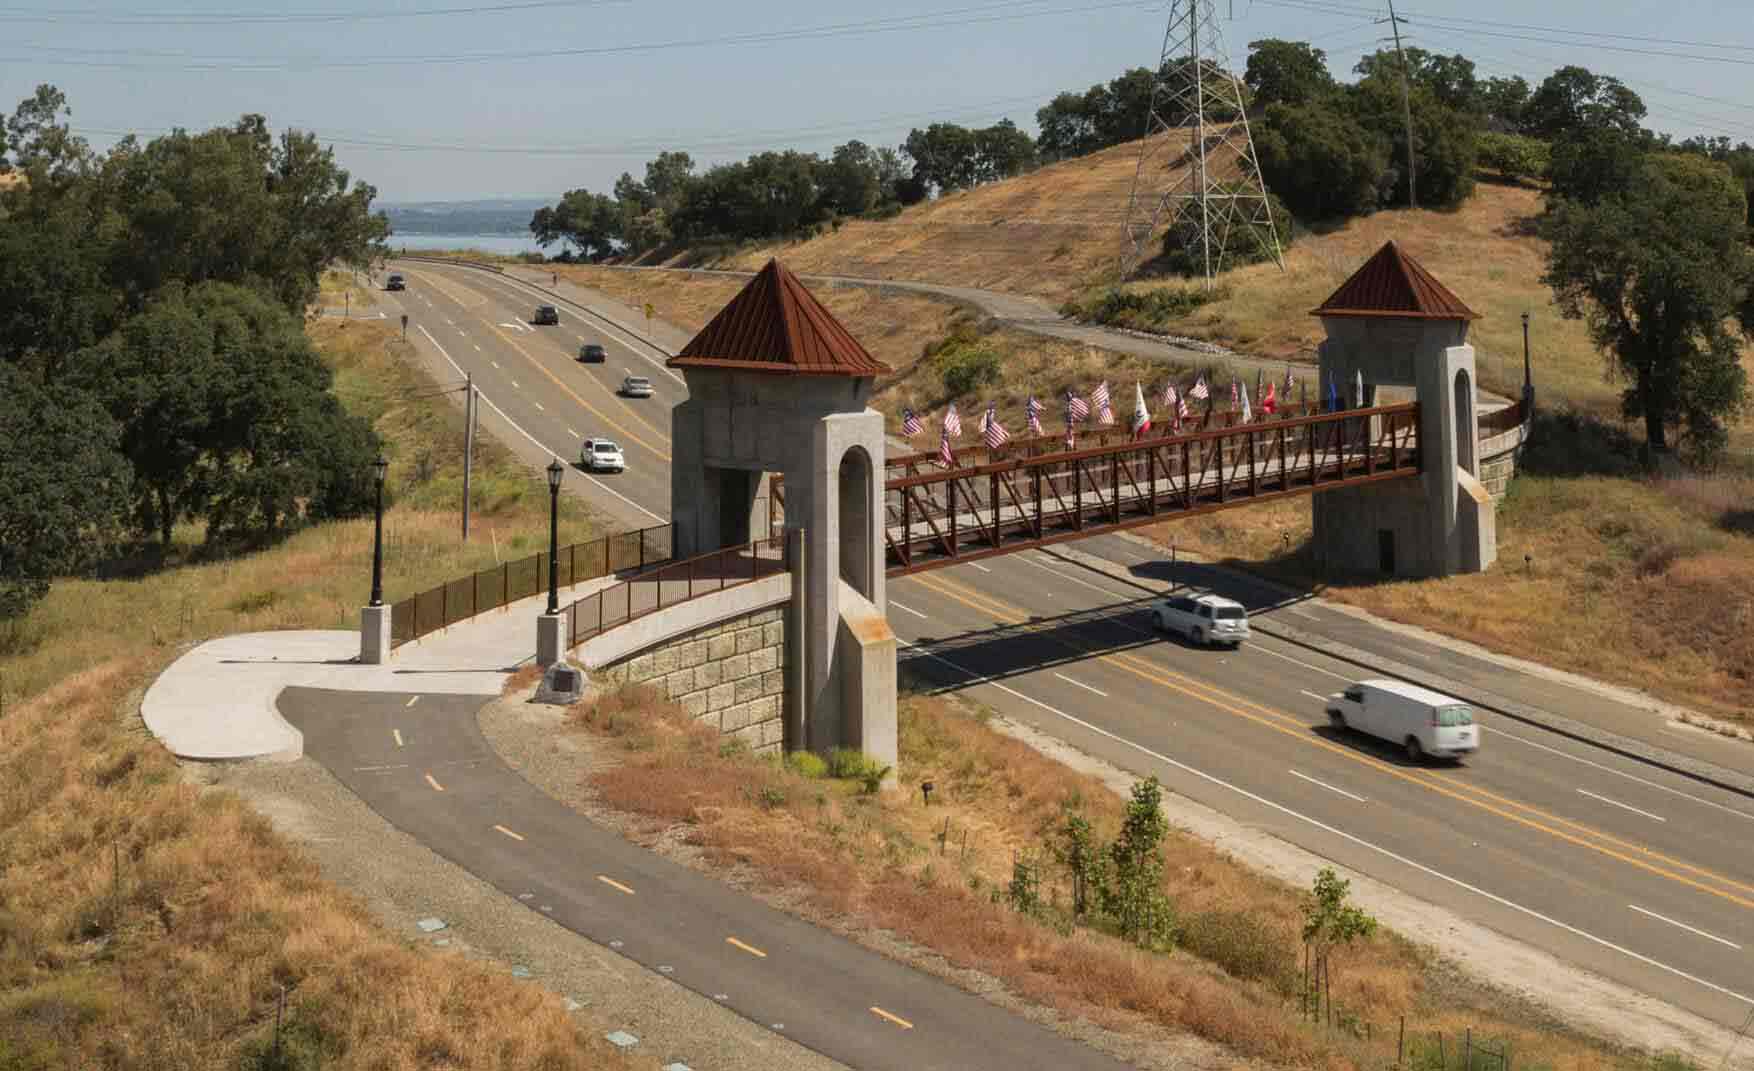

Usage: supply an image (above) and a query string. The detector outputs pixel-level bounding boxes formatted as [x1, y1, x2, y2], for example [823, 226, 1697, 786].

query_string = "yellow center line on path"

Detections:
[909, 571, 1754, 910]
[424, 772, 445, 792]
[869, 1007, 914, 1030]
[406, 695, 420, 707]
[393, 729, 404, 748]
[596, 875, 636, 895]
[725, 936, 767, 958]
[493, 824, 525, 842]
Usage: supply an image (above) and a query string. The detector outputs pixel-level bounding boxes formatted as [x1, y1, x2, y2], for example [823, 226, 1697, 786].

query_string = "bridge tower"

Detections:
[1310, 241, 1497, 578]
[668, 260, 897, 771]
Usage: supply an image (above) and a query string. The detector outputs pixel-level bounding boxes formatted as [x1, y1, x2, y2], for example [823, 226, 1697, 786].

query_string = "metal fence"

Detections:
[389, 523, 673, 648]
[565, 535, 788, 650]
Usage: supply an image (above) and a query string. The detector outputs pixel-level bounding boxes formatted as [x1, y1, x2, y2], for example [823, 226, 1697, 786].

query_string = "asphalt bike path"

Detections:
[280, 687, 1138, 1071]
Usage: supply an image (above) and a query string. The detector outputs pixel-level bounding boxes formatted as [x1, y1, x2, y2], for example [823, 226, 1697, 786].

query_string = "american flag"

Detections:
[901, 407, 923, 436]
[1189, 374, 1209, 401]
[1065, 388, 1090, 423]
[1130, 382, 1151, 439]
[943, 402, 962, 438]
[1093, 381, 1115, 425]
[1025, 394, 1043, 436]
[982, 403, 1010, 449]
[938, 425, 955, 468]
[1240, 382, 1253, 423]
[1176, 389, 1190, 423]
[1162, 384, 1180, 426]
[1230, 379, 1240, 411]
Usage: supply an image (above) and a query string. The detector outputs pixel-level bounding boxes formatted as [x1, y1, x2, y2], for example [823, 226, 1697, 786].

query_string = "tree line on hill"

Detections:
[529, 42, 1754, 464]
[0, 85, 390, 619]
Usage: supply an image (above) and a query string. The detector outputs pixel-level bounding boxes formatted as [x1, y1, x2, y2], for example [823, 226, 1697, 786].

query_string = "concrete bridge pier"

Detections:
[1310, 241, 1497, 579]
[667, 260, 898, 774]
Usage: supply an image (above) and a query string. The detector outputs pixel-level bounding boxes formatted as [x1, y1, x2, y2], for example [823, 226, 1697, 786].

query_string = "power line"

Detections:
[2, 0, 1158, 71]
[0, 0, 634, 25]
[1254, 0, 1754, 67]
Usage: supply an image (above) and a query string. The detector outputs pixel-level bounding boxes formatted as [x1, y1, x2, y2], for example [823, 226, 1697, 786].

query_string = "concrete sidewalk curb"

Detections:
[1042, 541, 1754, 802]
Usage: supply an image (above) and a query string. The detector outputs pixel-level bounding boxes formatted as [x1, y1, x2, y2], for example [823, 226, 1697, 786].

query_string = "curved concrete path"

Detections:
[142, 574, 622, 761]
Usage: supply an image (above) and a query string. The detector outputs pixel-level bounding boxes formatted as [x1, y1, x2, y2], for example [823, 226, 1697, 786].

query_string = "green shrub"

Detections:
[757, 785, 787, 809]
[1064, 285, 1221, 333]
[936, 342, 1002, 397]
[1158, 184, 1294, 278]
[1476, 131, 1551, 184]
[786, 751, 828, 778]
[826, 748, 892, 793]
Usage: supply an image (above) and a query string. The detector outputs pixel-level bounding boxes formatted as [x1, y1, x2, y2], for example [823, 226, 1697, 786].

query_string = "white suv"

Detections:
[1150, 592, 1249, 648]
[580, 438, 625, 473]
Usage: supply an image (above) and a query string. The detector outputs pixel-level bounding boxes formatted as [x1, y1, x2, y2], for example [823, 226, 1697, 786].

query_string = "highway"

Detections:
[373, 258, 1754, 1037]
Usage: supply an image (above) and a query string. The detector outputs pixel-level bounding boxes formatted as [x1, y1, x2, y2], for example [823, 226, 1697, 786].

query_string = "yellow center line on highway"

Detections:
[596, 875, 636, 895]
[909, 571, 1754, 911]
[401, 267, 492, 312]
[424, 772, 445, 792]
[393, 729, 404, 748]
[493, 824, 525, 842]
[406, 695, 420, 707]
[869, 1006, 915, 1030]
[725, 936, 768, 958]
[481, 320, 673, 461]
[410, 263, 676, 452]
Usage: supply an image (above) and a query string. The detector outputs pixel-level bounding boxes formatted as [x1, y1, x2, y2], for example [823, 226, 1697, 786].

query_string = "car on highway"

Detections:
[1149, 592, 1249, 648]
[580, 438, 625, 473]
[534, 304, 561, 325]
[385, 273, 406, 291]
[1325, 679, 1478, 763]
[578, 343, 607, 363]
[619, 375, 654, 398]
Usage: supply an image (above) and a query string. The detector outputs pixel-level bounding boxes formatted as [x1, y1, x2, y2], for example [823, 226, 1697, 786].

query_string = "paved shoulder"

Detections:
[279, 686, 1138, 1071]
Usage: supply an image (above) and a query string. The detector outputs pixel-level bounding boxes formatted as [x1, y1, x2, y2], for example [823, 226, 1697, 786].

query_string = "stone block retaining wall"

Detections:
[596, 602, 787, 753]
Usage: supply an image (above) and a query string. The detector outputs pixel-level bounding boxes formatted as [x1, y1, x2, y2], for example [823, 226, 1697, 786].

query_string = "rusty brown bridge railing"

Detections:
[564, 535, 789, 651]
[389, 523, 674, 649]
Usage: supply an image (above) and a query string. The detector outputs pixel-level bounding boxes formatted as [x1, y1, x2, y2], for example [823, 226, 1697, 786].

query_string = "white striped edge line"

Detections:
[1288, 769, 1367, 802]
[1629, 905, 1741, 949]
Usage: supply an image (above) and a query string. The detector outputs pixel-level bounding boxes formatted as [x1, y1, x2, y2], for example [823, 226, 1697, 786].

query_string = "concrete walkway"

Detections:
[142, 573, 622, 761]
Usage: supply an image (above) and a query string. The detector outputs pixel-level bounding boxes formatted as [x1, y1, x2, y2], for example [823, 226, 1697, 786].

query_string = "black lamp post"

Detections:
[369, 455, 389, 607]
[1521, 311, 1532, 392]
[546, 458, 564, 615]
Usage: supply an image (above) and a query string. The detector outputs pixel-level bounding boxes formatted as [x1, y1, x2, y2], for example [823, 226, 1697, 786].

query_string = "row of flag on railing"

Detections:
[902, 366, 1368, 467]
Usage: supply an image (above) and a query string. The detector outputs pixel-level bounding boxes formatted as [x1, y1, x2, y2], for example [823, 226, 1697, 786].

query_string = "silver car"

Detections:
[1149, 593, 1250, 648]
[619, 375, 654, 398]
[580, 438, 625, 473]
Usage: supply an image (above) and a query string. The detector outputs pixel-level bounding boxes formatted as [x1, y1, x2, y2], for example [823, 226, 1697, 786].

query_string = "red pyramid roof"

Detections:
[668, 259, 892, 377]
[1311, 241, 1479, 321]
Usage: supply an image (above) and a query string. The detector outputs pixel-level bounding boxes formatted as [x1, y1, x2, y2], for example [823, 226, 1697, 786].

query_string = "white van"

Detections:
[1324, 679, 1479, 763]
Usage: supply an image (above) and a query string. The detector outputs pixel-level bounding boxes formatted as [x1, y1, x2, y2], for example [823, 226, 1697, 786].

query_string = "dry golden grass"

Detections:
[0, 314, 635, 1068]
[558, 265, 1222, 441]
[671, 133, 1225, 303]
[567, 683, 1669, 1071]
[316, 268, 376, 308]
[0, 659, 642, 1069]
[1142, 416, 1754, 721]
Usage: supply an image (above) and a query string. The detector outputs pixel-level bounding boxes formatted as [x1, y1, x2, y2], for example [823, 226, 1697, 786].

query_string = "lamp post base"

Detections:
[360, 605, 392, 664]
[536, 612, 567, 667]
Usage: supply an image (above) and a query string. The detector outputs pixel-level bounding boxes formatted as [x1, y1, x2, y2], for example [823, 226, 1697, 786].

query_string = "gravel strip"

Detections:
[201, 743, 845, 1071]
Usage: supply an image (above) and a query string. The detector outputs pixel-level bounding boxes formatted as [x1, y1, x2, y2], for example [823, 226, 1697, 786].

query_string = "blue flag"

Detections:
[1327, 374, 1340, 413]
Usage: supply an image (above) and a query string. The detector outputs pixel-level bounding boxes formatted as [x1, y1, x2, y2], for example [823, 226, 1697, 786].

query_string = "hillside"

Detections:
[633, 133, 1628, 411]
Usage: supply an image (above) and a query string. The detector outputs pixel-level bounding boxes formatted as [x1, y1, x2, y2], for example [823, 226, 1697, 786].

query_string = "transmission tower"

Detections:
[1121, 0, 1284, 289]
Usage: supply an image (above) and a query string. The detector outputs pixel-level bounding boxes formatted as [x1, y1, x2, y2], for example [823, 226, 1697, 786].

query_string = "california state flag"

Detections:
[1130, 382, 1151, 439]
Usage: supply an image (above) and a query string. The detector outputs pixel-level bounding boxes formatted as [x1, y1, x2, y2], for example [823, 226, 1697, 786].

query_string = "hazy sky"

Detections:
[4, 0, 1752, 202]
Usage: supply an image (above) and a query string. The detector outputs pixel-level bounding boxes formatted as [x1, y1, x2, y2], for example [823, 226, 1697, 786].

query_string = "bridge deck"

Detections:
[882, 405, 1420, 575]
